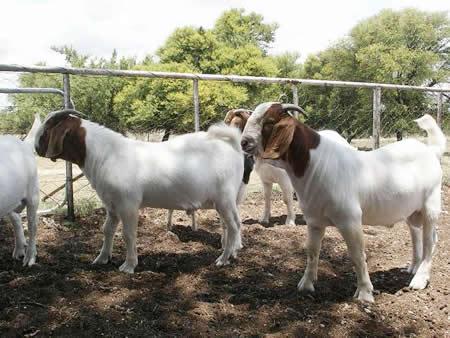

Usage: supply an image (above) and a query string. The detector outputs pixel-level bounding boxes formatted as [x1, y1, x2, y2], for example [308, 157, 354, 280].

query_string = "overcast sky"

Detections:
[0, 0, 448, 106]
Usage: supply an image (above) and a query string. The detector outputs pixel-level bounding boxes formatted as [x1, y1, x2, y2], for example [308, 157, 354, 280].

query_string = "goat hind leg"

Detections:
[8, 212, 26, 260]
[260, 182, 272, 224]
[23, 203, 38, 267]
[279, 177, 296, 226]
[215, 204, 240, 266]
[406, 212, 423, 274]
[119, 209, 139, 273]
[410, 189, 440, 290]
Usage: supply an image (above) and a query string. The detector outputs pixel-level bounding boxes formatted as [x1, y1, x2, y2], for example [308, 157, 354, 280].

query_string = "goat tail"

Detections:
[414, 114, 446, 158]
[23, 113, 42, 147]
[207, 123, 242, 152]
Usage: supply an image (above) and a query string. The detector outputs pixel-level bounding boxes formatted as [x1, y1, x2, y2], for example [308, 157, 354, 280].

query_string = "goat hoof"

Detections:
[354, 288, 374, 303]
[215, 254, 230, 267]
[409, 274, 429, 290]
[285, 220, 296, 226]
[22, 247, 37, 267]
[119, 261, 136, 274]
[12, 247, 26, 260]
[297, 276, 315, 293]
[92, 253, 111, 265]
[259, 218, 269, 225]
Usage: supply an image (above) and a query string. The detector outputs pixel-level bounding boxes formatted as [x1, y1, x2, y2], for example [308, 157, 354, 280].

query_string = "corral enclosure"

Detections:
[1, 66, 450, 337]
[0, 178, 449, 336]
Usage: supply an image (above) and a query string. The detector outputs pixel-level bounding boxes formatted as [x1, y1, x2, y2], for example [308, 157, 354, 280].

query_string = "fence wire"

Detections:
[1, 68, 449, 219]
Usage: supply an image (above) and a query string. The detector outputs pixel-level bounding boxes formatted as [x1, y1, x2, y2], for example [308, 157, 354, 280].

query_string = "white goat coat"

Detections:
[0, 116, 40, 266]
[291, 137, 442, 227]
[255, 129, 352, 226]
[60, 119, 244, 272]
[82, 122, 243, 212]
[242, 102, 445, 302]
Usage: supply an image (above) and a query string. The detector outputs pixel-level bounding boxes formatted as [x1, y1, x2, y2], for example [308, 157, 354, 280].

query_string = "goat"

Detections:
[0, 114, 40, 266]
[35, 109, 244, 272]
[166, 109, 255, 231]
[241, 102, 445, 303]
[225, 108, 352, 226]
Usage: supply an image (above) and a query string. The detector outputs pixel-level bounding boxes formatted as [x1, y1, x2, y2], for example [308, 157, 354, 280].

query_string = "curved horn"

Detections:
[224, 109, 253, 124]
[281, 104, 308, 118]
[43, 109, 85, 125]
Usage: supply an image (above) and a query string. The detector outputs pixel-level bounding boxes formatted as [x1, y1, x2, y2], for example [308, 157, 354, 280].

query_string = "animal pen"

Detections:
[0, 63, 449, 221]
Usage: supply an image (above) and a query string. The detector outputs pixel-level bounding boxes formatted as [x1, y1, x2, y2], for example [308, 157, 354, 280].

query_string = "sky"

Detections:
[0, 0, 448, 106]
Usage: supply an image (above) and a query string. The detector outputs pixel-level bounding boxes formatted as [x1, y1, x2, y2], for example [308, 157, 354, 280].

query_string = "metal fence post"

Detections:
[63, 74, 75, 221]
[193, 79, 200, 132]
[437, 93, 443, 127]
[291, 84, 299, 118]
[372, 87, 381, 149]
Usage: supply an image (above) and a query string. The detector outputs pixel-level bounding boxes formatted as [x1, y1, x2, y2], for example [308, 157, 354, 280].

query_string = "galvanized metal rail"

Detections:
[1, 63, 449, 220]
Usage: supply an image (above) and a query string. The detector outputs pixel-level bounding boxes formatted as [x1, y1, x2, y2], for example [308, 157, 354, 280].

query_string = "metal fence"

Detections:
[1, 63, 449, 220]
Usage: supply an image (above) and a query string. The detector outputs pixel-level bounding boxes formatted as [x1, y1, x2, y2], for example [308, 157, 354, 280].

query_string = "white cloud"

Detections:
[0, 0, 448, 106]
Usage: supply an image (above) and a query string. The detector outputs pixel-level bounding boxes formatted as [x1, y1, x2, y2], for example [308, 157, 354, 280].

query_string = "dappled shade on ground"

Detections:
[0, 189, 449, 337]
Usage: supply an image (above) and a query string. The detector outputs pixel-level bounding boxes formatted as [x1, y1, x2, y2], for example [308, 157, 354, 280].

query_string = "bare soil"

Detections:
[0, 186, 449, 337]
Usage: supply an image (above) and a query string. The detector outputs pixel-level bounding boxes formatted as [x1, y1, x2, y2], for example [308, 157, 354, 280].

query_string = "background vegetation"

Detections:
[1, 8, 449, 138]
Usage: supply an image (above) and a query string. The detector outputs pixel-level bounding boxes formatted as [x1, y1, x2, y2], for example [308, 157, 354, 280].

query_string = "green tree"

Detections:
[213, 8, 278, 54]
[6, 47, 137, 133]
[114, 62, 248, 135]
[302, 8, 450, 139]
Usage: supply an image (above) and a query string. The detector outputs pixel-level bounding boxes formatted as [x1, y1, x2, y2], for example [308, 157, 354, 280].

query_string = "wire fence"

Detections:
[0, 64, 449, 220]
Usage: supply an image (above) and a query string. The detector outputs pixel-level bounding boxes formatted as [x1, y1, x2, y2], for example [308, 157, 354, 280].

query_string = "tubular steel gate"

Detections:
[1, 64, 449, 220]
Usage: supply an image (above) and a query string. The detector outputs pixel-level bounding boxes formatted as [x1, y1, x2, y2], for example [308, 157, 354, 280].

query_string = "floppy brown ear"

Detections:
[261, 118, 296, 159]
[45, 120, 71, 158]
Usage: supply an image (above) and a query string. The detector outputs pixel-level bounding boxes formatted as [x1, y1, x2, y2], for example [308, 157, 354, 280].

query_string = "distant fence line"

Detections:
[1, 63, 449, 220]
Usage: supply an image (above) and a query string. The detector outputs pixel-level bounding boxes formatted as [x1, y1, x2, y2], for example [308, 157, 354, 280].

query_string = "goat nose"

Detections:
[241, 139, 249, 149]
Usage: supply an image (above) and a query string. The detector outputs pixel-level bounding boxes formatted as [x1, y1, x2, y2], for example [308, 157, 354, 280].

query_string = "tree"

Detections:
[301, 8, 450, 139]
[6, 47, 137, 133]
[213, 8, 278, 54]
[114, 62, 248, 135]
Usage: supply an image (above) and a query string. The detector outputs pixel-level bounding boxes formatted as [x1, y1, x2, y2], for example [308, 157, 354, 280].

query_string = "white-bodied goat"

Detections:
[35, 110, 244, 272]
[225, 108, 353, 226]
[241, 102, 445, 302]
[0, 115, 40, 266]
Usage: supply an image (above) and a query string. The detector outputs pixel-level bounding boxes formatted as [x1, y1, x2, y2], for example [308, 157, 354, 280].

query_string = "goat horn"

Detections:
[44, 109, 85, 125]
[281, 104, 308, 118]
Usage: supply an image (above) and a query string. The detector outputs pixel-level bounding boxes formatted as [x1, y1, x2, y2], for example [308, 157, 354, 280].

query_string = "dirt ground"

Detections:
[0, 185, 449, 337]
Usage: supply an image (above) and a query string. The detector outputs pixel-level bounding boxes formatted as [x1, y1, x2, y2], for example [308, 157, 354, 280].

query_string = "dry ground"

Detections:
[0, 183, 449, 337]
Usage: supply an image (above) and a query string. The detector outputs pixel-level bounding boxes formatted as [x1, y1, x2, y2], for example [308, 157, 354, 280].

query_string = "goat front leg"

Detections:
[8, 212, 26, 260]
[260, 181, 272, 224]
[298, 223, 325, 292]
[93, 210, 120, 265]
[337, 220, 374, 303]
[119, 209, 139, 273]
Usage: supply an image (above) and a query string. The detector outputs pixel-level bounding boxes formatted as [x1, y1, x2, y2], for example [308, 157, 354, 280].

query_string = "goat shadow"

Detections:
[242, 213, 306, 228]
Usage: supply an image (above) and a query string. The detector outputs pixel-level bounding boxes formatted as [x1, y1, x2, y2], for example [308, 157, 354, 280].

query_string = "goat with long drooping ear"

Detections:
[1, 114, 41, 266]
[225, 107, 352, 226]
[242, 102, 445, 303]
[35, 110, 244, 272]
[224, 108, 297, 226]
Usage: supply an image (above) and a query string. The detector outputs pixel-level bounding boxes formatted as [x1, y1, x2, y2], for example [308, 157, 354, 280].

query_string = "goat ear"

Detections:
[261, 118, 296, 159]
[45, 121, 70, 158]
